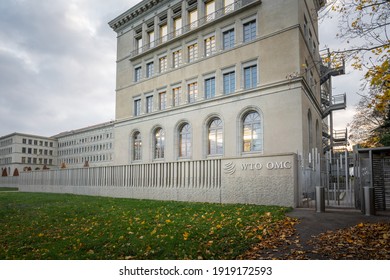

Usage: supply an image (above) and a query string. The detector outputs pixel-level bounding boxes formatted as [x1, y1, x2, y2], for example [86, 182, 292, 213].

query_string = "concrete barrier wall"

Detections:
[1, 154, 297, 206]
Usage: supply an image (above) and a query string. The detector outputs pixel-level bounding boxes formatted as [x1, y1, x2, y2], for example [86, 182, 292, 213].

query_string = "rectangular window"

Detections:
[172, 86, 181, 107]
[224, 0, 235, 13]
[205, 77, 215, 99]
[223, 29, 235, 49]
[188, 43, 198, 62]
[174, 17, 182, 36]
[146, 62, 154, 78]
[189, 9, 198, 29]
[136, 37, 143, 53]
[146, 96, 153, 113]
[134, 99, 141, 116]
[135, 66, 142, 82]
[188, 82, 198, 103]
[223, 71, 235, 94]
[173, 50, 182, 68]
[159, 92, 167, 110]
[205, 36, 216, 57]
[148, 31, 155, 48]
[159, 56, 167, 73]
[160, 24, 168, 43]
[244, 65, 257, 89]
[206, 1, 215, 21]
[243, 20, 256, 42]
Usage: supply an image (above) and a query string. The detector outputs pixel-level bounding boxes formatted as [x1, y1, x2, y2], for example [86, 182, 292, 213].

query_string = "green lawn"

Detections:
[0, 192, 290, 260]
[0, 187, 18, 192]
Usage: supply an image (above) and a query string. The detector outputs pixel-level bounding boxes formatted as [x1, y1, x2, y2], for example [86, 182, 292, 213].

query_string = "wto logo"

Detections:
[223, 162, 236, 175]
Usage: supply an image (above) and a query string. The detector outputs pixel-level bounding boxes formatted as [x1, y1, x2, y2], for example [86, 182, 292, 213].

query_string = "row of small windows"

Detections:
[22, 138, 54, 147]
[0, 158, 12, 165]
[58, 143, 113, 156]
[61, 154, 113, 165]
[21, 147, 54, 156]
[21, 157, 53, 165]
[0, 139, 12, 147]
[0, 147, 12, 156]
[59, 133, 113, 148]
[131, 110, 263, 161]
[133, 18, 257, 82]
[133, 63, 257, 116]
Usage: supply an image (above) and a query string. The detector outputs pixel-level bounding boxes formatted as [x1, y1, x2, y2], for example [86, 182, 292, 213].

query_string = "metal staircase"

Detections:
[320, 49, 348, 153]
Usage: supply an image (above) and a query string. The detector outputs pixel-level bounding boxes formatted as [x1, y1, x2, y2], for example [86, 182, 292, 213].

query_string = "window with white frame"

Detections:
[205, 1, 215, 21]
[179, 123, 192, 157]
[205, 35, 216, 56]
[134, 98, 141, 116]
[188, 82, 198, 103]
[134, 66, 142, 82]
[159, 56, 167, 73]
[243, 111, 263, 153]
[223, 28, 235, 49]
[136, 37, 143, 53]
[172, 86, 181, 107]
[223, 71, 235, 94]
[173, 49, 182, 68]
[189, 9, 198, 29]
[174, 17, 182, 36]
[148, 30, 155, 48]
[160, 24, 168, 43]
[133, 131, 142, 161]
[208, 118, 223, 155]
[188, 43, 198, 62]
[224, 0, 235, 13]
[146, 61, 154, 78]
[154, 128, 165, 159]
[146, 95, 153, 113]
[244, 64, 257, 89]
[159, 91, 167, 110]
[205, 77, 215, 99]
[243, 19, 256, 42]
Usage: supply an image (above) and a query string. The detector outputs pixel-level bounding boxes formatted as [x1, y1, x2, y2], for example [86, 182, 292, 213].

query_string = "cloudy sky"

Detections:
[0, 0, 363, 137]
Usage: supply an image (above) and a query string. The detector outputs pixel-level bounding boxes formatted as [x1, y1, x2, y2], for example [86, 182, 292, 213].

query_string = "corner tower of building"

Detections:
[109, 0, 325, 166]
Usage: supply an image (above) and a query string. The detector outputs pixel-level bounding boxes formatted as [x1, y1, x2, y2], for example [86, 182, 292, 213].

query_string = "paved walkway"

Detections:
[287, 207, 390, 241]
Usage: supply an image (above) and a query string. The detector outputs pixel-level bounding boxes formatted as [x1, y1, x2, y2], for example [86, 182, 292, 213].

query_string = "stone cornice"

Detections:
[108, 0, 167, 32]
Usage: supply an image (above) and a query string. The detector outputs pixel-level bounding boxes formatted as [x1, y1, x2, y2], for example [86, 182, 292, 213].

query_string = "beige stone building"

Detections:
[109, 0, 326, 166]
[0, 133, 57, 176]
[54, 121, 115, 169]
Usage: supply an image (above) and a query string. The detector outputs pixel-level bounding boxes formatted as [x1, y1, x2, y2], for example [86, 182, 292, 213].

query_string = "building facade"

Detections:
[0, 122, 115, 175]
[53, 121, 115, 169]
[0, 133, 58, 176]
[109, 0, 325, 166]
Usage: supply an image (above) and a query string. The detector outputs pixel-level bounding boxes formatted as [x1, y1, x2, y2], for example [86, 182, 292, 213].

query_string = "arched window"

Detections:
[208, 118, 223, 155]
[133, 132, 142, 161]
[243, 111, 262, 152]
[179, 123, 192, 157]
[154, 128, 165, 159]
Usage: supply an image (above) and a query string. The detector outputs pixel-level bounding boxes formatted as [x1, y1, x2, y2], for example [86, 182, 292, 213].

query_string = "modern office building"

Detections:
[109, 0, 326, 165]
[0, 122, 115, 174]
[0, 133, 58, 176]
[54, 121, 115, 169]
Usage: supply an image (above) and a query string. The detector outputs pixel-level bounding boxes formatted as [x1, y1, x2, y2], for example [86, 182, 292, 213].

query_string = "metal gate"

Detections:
[355, 147, 390, 211]
[324, 151, 355, 208]
[372, 154, 390, 210]
[297, 150, 355, 208]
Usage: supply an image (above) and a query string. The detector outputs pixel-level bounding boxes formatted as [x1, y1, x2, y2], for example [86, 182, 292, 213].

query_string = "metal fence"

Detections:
[13, 159, 222, 189]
